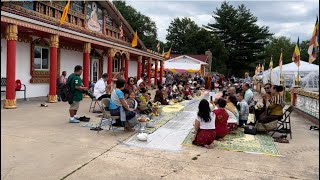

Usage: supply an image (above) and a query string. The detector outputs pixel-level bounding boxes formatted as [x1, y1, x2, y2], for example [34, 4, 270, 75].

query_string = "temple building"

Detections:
[1, 1, 164, 109]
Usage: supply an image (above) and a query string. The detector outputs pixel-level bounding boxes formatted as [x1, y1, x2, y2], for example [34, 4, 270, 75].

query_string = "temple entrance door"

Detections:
[91, 58, 100, 83]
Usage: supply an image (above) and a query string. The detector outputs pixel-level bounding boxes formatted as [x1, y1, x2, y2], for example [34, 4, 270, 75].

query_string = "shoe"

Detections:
[69, 117, 80, 123]
[79, 116, 90, 122]
[74, 115, 80, 120]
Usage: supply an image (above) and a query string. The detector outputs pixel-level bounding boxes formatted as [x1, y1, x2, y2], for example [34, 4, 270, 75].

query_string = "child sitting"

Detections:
[214, 98, 229, 140]
[237, 92, 249, 127]
[183, 82, 193, 100]
[138, 88, 152, 114]
[192, 99, 216, 149]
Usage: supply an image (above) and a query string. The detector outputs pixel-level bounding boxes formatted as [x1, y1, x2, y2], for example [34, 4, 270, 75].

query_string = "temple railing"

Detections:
[294, 88, 319, 120]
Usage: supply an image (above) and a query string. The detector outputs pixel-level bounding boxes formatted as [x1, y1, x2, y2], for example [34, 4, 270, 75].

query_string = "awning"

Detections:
[153, 62, 201, 73]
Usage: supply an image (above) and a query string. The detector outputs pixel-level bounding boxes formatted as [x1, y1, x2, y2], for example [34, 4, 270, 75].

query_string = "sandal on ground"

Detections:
[310, 126, 319, 131]
[274, 137, 289, 143]
[40, 103, 48, 107]
[90, 127, 103, 131]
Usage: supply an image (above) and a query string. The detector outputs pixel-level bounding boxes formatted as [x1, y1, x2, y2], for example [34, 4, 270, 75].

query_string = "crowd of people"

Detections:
[61, 66, 286, 145]
[191, 75, 286, 148]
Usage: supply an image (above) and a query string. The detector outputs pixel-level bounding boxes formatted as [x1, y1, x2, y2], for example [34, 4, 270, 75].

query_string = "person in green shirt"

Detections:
[68, 65, 88, 123]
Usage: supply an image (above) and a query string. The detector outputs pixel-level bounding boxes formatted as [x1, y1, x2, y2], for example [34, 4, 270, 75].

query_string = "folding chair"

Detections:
[97, 98, 121, 135]
[270, 105, 294, 139]
[89, 97, 102, 113]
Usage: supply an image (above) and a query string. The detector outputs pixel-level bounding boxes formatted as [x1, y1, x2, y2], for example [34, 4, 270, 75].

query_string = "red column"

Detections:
[83, 42, 91, 88]
[137, 56, 142, 80]
[107, 48, 114, 84]
[125, 53, 129, 80]
[48, 34, 59, 103]
[160, 61, 164, 85]
[147, 58, 152, 87]
[4, 24, 18, 109]
[154, 59, 158, 87]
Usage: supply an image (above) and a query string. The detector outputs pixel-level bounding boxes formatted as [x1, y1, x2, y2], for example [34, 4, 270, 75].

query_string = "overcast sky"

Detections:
[125, 0, 319, 43]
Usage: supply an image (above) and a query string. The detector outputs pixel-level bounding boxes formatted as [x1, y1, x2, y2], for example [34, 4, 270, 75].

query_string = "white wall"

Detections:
[169, 57, 200, 64]
[1, 40, 49, 100]
[128, 60, 137, 78]
[103, 56, 108, 74]
[60, 49, 83, 79]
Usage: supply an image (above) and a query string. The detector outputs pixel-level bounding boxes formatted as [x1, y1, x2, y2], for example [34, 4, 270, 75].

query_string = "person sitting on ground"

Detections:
[113, 67, 125, 82]
[255, 83, 272, 119]
[242, 82, 253, 105]
[138, 88, 153, 114]
[237, 92, 249, 127]
[177, 81, 185, 94]
[126, 91, 138, 111]
[192, 99, 216, 149]
[166, 84, 173, 100]
[125, 77, 137, 94]
[93, 73, 111, 100]
[109, 79, 135, 132]
[225, 95, 239, 133]
[183, 82, 193, 100]
[227, 86, 236, 97]
[213, 98, 229, 140]
[257, 85, 285, 124]
[172, 82, 179, 97]
[154, 85, 169, 105]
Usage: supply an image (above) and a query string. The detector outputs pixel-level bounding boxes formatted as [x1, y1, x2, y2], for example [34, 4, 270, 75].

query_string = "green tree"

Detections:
[264, 36, 295, 67]
[205, 2, 272, 77]
[113, 1, 158, 49]
[166, 17, 200, 54]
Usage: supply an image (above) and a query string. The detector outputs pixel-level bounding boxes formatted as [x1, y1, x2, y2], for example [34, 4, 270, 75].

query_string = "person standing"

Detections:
[57, 71, 67, 101]
[67, 65, 88, 123]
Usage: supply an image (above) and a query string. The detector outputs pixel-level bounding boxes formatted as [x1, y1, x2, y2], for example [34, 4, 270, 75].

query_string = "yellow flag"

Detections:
[131, 31, 138, 47]
[60, 0, 71, 25]
[165, 48, 171, 59]
[269, 56, 273, 70]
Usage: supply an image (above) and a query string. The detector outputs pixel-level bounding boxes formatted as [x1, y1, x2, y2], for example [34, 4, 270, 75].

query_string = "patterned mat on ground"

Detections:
[182, 128, 281, 156]
[80, 92, 207, 132]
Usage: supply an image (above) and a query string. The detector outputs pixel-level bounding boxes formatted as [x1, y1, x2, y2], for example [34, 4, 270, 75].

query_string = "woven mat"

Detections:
[80, 92, 207, 132]
[182, 128, 281, 156]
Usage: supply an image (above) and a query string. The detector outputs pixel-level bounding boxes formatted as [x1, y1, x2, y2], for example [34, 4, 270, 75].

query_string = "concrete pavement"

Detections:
[1, 96, 319, 180]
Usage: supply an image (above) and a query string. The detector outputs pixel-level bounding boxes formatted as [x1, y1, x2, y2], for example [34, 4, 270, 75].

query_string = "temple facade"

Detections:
[1, 1, 164, 109]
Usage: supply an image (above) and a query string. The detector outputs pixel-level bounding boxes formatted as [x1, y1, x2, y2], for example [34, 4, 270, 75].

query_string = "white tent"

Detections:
[262, 60, 319, 89]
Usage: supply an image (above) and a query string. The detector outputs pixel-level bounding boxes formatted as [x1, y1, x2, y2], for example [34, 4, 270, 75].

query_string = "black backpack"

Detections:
[60, 76, 75, 103]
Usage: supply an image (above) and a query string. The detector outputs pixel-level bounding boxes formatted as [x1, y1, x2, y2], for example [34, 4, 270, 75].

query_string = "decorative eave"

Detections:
[1, 10, 165, 61]
[103, 1, 147, 50]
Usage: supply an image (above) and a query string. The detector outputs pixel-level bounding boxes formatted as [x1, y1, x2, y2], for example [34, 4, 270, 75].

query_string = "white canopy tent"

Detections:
[262, 60, 319, 89]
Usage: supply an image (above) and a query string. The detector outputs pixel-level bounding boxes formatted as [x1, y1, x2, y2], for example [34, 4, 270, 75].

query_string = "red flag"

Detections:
[308, 16, 319, 64]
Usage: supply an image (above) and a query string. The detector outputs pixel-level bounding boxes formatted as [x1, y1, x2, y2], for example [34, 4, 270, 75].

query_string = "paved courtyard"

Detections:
[1, 95, 319, 180]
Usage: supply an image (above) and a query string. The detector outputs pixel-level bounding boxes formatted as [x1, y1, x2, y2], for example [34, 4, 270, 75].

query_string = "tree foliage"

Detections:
[166, 17, 200, 54]
[205, 2, 272, 77]
[113, 1, 158, 49]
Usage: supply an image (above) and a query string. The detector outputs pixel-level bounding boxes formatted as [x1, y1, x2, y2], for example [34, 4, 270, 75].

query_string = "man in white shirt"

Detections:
[137, 73, 146, 87]
[94, 73, 110, 100]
